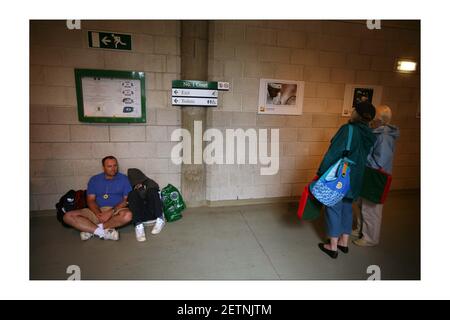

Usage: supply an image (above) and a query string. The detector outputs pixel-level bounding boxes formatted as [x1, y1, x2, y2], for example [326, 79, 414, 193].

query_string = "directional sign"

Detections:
[171, 80, 229, 107]
[172, 97, 218, 106]
[88, 31, 132, 51]
[172, 80, 230, 91]
[172, 89, 218, 98]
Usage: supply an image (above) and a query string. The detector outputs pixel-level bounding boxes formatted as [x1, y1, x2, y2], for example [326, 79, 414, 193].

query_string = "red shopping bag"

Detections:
[297, 176, 323, 221]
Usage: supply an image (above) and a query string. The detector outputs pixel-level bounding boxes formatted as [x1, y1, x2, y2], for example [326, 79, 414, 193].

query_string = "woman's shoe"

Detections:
[326, 240, 349, 254]
[337, 245, 349, 254]
[318, 243, 338, 259]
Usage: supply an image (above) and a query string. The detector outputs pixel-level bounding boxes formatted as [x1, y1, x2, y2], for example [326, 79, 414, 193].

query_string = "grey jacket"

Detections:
[366, 124, 400, 174]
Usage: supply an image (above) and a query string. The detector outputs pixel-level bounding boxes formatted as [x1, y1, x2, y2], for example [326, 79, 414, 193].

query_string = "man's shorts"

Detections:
[79, 206, 129, 225]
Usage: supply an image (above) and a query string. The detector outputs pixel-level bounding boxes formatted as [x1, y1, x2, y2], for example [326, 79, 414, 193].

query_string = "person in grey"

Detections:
[352, 105, 400, 246]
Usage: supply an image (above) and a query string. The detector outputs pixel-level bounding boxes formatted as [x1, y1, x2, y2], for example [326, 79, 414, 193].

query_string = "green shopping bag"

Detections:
[161, 184, 186, 222]
[359, 166, 392, 204]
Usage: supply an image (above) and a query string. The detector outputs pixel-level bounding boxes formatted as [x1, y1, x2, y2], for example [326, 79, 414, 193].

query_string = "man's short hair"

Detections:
[102, 155, 118, 166]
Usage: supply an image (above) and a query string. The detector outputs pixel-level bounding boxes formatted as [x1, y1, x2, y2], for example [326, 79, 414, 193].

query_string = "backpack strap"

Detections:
[346, 124, 353, 152]
[343, 125, 355, 164]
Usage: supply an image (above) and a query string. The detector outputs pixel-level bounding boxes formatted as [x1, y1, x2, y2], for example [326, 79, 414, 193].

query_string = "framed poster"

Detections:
[74, 68, 146, 123]
[342, 84, 382, 117]
[258, 79, 304, 115]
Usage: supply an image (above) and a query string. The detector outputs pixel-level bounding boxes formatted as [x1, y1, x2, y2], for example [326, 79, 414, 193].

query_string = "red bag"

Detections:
[297, 176, 323, 220]
[74, 190, 87, 209]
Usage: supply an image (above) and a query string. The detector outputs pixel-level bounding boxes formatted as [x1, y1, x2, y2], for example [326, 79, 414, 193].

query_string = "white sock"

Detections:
[94, 227, 105, 238]
[97, 223, 104, 230]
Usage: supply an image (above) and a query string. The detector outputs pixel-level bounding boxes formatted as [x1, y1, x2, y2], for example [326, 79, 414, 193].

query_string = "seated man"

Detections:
[63, 155, 133, 241]
[127, 168, 166, 242]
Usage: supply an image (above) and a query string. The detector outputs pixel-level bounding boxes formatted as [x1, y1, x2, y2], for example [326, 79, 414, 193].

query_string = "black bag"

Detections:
[55, 189, 87, 227]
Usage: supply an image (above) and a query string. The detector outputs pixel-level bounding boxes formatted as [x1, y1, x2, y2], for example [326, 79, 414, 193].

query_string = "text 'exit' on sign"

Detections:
[172, 89, 218, 98]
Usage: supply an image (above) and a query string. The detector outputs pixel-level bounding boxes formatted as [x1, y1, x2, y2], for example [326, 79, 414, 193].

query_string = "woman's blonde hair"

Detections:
[376, 105, 392, 125]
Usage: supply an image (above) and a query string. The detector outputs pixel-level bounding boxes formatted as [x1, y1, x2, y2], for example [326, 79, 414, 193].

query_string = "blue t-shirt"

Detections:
[87, 172, 132, 207]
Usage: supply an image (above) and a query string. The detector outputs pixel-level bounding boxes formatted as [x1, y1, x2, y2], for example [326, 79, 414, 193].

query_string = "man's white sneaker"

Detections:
[135, 223, 146, 242]
[102, 228, 119, 241]
[80, 232, 93, 241]
[151, 218, 165, 235]
[143, 219, 157, 227]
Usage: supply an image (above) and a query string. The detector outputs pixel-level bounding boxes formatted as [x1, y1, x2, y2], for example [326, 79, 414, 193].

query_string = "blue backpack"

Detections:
[310, 125, 355, 207]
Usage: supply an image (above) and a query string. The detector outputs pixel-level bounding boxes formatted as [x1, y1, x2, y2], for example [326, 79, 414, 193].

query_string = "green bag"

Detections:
[161, 184, 186, 222]
[359, 166, 392, 204]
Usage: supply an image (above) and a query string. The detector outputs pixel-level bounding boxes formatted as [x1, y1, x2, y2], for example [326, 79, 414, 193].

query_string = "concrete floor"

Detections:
[30, 190, 420, 280]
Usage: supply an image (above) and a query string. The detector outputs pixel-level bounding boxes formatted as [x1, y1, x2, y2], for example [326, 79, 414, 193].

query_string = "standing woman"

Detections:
[352, 105, 400, 246]
[317, 101, 376, 259]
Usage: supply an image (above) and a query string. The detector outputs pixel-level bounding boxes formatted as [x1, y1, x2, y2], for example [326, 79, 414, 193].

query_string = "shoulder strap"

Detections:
[343, 125, 355, 164]
[345, 124, 353, 152]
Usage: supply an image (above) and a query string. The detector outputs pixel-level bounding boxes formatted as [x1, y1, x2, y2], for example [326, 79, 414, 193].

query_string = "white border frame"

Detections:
[258, 79, 304, 115]
[342, 84, 383, 117]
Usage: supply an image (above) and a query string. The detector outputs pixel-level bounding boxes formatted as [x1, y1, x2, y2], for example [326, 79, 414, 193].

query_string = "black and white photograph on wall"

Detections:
[352, 87, 374, 106]
[342, 84, 383, 116]
[258, 79, 304, 115]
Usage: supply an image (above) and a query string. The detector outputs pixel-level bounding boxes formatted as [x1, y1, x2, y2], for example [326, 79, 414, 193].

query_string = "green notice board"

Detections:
[74, 69, 146, 123]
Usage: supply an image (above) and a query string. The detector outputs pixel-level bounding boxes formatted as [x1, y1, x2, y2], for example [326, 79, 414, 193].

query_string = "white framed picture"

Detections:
[342, 84, 383, 117]
[258, 79, 304, 115]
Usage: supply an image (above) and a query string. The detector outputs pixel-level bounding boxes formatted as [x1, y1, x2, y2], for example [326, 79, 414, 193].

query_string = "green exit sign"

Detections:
[88, 31, 132, 51]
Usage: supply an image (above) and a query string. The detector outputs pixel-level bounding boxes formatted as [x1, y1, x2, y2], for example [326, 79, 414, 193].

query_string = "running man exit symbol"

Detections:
[88, 31, 132, 50]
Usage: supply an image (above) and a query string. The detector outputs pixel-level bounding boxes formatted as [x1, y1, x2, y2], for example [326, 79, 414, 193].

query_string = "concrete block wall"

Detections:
[30, 20, 182, 210]
[206, 20, 420, 201]
[30, 20, 420, 209]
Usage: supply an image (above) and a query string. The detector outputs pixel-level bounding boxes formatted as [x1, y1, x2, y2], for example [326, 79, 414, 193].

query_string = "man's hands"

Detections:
[87, 195, 128, 224]
[96, 208, 113, 223]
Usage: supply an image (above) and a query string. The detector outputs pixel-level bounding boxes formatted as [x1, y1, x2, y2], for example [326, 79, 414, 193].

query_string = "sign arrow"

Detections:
[101, 36, 111, 46]
[88, 31, 132, 50]
[174, 90, 179, 94]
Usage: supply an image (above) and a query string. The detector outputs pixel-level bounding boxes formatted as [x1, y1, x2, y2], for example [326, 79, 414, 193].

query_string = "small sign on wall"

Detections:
[342, 84, 383, 117]
[88, 31, 132, 50]
[258, 79, 304, 115]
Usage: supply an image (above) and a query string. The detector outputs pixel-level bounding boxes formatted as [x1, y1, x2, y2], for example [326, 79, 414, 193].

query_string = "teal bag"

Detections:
[160, 184, 186, 222]
[310, 125, 355, 207]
